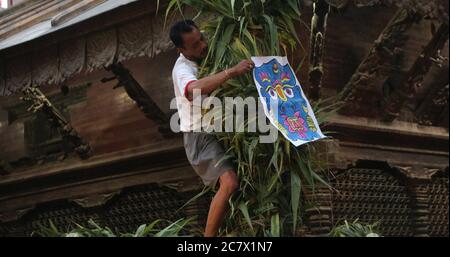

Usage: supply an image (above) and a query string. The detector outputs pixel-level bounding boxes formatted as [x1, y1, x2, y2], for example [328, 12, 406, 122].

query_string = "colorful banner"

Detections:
[252, 56, 326, 146]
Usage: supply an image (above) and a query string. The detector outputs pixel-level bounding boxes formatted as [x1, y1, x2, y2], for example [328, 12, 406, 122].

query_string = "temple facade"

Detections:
[0, 0, 448, 236]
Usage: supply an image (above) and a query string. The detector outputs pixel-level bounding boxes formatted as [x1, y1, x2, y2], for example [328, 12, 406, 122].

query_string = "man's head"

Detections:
[170, 20, 208, 63]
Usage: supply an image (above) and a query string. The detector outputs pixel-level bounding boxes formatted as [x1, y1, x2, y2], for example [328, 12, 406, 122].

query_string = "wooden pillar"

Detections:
[308, 0, 330, 101]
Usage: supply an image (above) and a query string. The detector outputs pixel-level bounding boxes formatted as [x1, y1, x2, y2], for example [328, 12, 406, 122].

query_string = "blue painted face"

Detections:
[254, 59, 321, 141]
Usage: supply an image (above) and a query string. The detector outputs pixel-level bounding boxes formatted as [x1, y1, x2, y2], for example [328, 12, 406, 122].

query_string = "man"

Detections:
[170, 20, 255, 237]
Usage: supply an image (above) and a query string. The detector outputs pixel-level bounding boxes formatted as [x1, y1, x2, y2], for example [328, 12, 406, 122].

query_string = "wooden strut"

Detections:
[103, 62, 173, 137]
[309, 0, 330, 101]
[415, 83, 449, 126]
[20, 85, 92, 159]
[382, 23, 449, 122]
[338, 9, 422, 117]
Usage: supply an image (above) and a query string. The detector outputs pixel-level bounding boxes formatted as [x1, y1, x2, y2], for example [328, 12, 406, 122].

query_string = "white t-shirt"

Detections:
[172, 54, 203, 132]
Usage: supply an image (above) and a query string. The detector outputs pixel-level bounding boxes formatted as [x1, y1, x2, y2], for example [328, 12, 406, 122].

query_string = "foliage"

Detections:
[329, 219, 381, 237]
[33, 218, 194, 237]
[163, 0, 340, 237]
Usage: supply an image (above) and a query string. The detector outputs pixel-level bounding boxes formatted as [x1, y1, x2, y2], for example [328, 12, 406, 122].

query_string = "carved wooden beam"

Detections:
[309, 0, 330, 101]
[0, 159, 12, 175]
[415, 83, 449, 126]
[382, 23, 449, 121]
[20, 85, 92, 159]
[103, 62, 173, 137]
[338, 9, 421, 117]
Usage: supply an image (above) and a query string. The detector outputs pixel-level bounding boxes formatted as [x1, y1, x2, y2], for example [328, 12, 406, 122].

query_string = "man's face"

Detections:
[179, 27, 208, 62]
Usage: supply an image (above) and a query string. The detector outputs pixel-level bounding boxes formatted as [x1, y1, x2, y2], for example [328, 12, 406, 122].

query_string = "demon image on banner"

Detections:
[252, 56, 326, 146]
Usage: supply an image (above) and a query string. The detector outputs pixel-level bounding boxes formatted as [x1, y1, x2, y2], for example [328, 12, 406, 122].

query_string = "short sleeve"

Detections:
[173, 63, 197, 101]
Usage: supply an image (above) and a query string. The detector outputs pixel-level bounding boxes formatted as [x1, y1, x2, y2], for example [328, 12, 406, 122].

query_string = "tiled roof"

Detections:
[0, 0, 139, 51]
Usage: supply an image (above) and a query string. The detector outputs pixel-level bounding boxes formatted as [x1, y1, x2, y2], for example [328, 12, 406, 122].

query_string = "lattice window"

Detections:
[331, 168, 414, 236]
[0, 183, 210, 237]
[427, 174, 449, 237]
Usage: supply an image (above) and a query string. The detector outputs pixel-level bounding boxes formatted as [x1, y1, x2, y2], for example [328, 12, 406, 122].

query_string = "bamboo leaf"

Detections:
[287, 0, 301, 17]
[238, 202, 254, 232]
[134, 224, 147, 237]
[290, 169, 301, 235]
[262, 14, 279, 55]
[270, 213, 280, 237]
[231, 0, 236, 19]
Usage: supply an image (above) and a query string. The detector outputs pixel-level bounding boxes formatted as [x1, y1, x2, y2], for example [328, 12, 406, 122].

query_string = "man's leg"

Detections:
[204, 170, 239, 237]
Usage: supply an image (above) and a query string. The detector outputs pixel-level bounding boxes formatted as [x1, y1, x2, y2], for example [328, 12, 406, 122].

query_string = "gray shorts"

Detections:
[183, 132, 235, 188]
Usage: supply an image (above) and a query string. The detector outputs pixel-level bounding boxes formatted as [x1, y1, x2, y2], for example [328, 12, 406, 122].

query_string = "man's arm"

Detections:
[186, 60, 255, 101]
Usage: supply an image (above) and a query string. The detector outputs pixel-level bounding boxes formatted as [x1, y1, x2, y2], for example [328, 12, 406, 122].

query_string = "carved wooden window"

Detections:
[331, 167, 414, 236]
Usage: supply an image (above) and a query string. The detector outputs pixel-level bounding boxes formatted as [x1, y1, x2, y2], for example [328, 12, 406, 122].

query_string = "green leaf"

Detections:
[262, 14, 279, 55]
[155, 218, 193, 237]
[290, 169, 301, 235]
[287, 0, 301, 17]
[238, 202, 254, 232]
[176, 186, 211, 213]
[134, 224, 147, 237]
[218, 23, 236, 58]
[270, 213, 280, 237]
[231, 0, 236, 19]
[239, 16, 246, 38]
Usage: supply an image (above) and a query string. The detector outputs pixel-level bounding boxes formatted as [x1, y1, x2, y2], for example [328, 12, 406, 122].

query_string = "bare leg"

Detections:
[204, 170, 238, 237]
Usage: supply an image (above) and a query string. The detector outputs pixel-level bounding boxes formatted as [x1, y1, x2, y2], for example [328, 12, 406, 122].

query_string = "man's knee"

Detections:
[219, 170, 239, 194]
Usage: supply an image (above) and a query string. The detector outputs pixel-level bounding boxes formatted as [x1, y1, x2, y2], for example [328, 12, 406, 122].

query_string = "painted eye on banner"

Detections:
[284, 87, 294, 98]
[268, 88, 277, 100]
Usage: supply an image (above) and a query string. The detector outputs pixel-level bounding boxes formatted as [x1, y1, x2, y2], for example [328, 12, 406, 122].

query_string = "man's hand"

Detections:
[186, 60, 255, 101]
[229, 60, 255, 77]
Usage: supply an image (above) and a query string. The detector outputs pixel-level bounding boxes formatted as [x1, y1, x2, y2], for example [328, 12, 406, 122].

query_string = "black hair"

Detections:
[169, 20, 199, 48]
